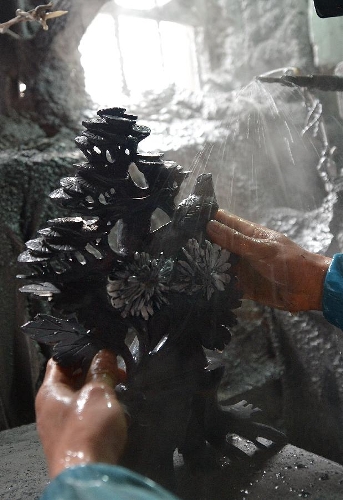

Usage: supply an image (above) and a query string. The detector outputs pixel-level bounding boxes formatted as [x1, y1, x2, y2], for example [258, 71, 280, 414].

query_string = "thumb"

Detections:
[86, 350, 126, 388]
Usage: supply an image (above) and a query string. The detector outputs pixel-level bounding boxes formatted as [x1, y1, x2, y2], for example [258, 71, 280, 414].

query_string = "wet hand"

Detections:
[207, 209, 331, 312]
[36, 350, 127, 478]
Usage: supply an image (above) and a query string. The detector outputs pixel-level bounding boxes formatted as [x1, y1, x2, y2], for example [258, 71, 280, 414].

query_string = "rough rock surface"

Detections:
[2, 423, 343, 500]
[201, 0, 315, 90]
[0, 131, 81, 429]
[0, 424, 47, 500]
[0, 0, 108, 429]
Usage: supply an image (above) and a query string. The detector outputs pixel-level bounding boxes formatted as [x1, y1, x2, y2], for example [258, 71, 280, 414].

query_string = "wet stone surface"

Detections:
[0, 424, 48, 500]
[245, 445, 343, 499]
[1, 424, 343, 499]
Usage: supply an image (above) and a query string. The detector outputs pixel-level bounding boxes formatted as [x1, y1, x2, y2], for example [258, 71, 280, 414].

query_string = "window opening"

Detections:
[79, 1, 200, 106]
[115, 0, 172, 8]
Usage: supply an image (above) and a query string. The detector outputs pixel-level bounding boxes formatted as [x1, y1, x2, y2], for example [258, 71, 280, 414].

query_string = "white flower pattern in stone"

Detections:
[173, 239, 231, 300]
[107, 252, 173, 320]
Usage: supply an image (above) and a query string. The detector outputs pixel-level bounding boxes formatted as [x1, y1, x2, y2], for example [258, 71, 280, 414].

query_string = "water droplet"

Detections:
[99, 193, 107, 205]
[298, 490, 311, 498]
[106, 150, 114, 163]
[74, 251, 87, 265]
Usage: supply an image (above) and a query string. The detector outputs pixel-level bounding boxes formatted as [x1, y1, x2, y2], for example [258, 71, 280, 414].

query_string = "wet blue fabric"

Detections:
[323, 253, 343, 330]
[40, 463, 181, 500]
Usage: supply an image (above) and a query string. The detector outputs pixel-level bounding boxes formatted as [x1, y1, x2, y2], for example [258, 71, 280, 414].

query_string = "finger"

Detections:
[215, 209, 267, 238]
[44, 358, 76, 387]
[36, 359, 74, 409]
[207, 220, 259, 257]
[86, 350, 122, 388]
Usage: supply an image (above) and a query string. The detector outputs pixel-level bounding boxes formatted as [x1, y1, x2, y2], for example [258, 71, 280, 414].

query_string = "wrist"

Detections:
[49, 450, 89, 478]
[302, 252, 331, 311]
[49, 445, 122, 479]
[288, 251, 331, 312]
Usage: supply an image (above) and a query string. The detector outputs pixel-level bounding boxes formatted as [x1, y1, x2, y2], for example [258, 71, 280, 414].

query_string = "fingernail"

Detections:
[93, 349, 117, 365]
[90, 350, 118, 376]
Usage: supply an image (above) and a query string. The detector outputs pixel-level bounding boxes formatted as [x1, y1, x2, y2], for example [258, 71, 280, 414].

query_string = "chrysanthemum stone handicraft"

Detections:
[19, 108, 285, 488]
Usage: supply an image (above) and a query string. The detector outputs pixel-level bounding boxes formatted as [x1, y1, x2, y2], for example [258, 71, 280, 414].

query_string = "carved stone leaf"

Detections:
[19, 282, 61, 297]
[223, 400, 262, 420]
[21, 314, 101, 366]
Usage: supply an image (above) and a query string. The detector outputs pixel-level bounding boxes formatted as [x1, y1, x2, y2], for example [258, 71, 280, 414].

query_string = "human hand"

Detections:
[35, 350, 127, 479]
[207, 209, 332, 312]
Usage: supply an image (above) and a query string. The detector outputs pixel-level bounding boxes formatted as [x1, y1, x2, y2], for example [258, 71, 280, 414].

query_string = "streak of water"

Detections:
[185, 77, 331, 225]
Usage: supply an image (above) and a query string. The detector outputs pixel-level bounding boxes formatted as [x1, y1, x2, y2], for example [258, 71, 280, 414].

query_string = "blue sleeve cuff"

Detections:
[40, 463, 180, 500]
[323, 253, 343, 330]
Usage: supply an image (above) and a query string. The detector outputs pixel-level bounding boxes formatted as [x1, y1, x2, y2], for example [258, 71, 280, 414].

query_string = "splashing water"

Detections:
[139, 77, 331, 218]
[208, 79, 330, 217]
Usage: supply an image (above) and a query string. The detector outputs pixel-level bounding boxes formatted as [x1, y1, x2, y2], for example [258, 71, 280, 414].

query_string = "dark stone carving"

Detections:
[18, 108, 285, 489]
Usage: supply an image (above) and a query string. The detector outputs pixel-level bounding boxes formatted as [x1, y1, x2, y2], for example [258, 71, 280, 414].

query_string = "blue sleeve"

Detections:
[40, 463, 181, 500]
[322, 253, 343, 330]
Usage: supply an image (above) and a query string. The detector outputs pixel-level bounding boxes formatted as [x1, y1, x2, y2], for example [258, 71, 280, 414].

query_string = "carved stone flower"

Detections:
[173, 239, 232, 300]
[107, 252, 173, 320]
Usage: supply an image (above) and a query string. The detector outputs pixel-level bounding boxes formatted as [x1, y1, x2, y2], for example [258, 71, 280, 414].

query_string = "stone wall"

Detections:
[0, 0, 107, 430]
[198, 0, 315, 90]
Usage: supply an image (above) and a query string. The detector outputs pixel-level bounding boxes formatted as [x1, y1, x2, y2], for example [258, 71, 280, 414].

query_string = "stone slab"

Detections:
[1, 424, 343, 499]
